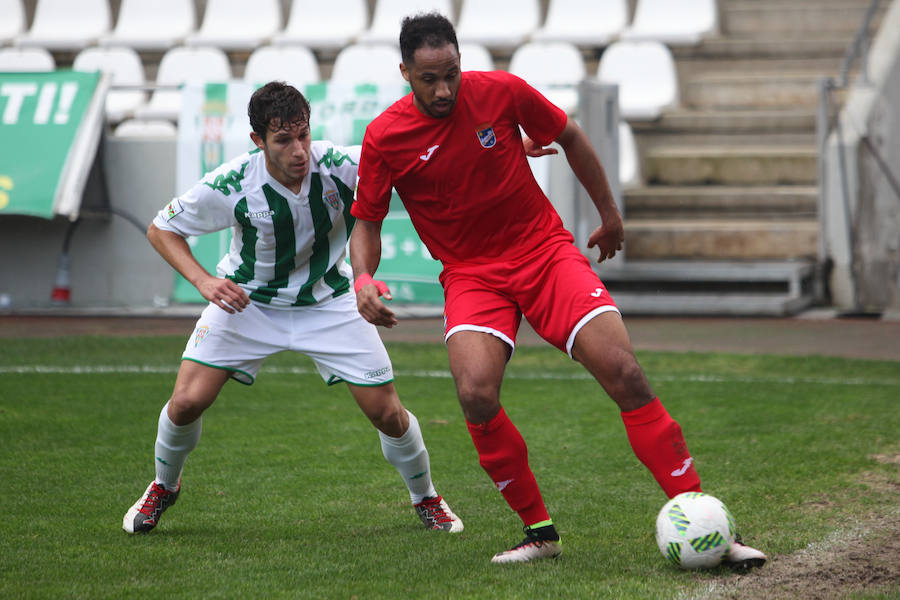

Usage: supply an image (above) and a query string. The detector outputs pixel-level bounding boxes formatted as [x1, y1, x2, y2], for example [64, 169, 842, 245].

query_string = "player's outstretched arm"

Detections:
[555, 118, 624, 263]
[350, 218, 398, 328]
[147, 224, 249, 314]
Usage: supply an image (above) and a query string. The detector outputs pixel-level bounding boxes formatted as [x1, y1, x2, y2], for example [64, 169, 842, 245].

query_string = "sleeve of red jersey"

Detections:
[504, 72, 568, 147]
[351, 132, 392, 222]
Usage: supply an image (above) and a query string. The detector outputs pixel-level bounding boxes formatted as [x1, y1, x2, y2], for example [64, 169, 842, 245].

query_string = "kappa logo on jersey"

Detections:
[419, 144, 439, 161]
[164, 199, 184, 221]
[203, 162, 248, 196]
[193, 325, 210, 347]
[317, 147, 357, 168]
[324, 189, 340, 209]
[245, 209, 275, 220]
[476, 123, 496, 148]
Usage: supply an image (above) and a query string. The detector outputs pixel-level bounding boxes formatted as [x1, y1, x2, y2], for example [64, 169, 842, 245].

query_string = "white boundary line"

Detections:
[1, 365, 898, 387]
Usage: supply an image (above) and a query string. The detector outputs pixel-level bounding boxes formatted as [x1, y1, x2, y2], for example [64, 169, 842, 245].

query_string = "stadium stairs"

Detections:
[605, 0, 888, 316]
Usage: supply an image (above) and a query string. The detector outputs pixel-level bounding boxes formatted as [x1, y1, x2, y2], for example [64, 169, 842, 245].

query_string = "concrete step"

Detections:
[630, 109, 816, 135]
[721, 2, 886, 36]
[672, 37, 853, 60]
[684, 71, 841, 110]
[624, 185, 818, 219]
[623, 218, 819, 260]
[645, 145, 818, 186]
[596, 259, 817, 315]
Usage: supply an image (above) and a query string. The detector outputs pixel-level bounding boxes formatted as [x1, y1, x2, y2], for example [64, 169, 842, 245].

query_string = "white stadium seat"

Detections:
[73, 46, 148, 123]
[186, 0, 282, 51]
[359, 0, 454, 45]
[15, 0, 111, 51]
[271, 0, 368, 52]
[113, 119, 178, 137]
[244, 46, 321, 89]
[0, 0, 26, 46]
[531, 0, 627, 48]
[100, 0, 196, 51]
[618, 121, 641, 189]
[597, 40, 679, 120]
[0, 47, 55, 71]
[621, 0, 718, 46]
[455, 0, 539, 50]
[330, 44, 405, 85]
[459, 43, 494, 71]
[135, 46, 232, 122]
[508, 41, 586, 114]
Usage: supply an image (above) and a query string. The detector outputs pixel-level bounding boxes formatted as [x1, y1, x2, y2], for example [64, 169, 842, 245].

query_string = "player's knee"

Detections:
[368, 399, 407, 435]
[456, 381, 500, 423]
[167, 392, 211, 424]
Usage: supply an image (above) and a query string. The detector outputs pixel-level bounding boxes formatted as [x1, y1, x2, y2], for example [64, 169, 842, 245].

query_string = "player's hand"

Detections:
[586, 214, 625, 263]
[354, 274, 399, 328]
[198, 276, 250, 314]
[522, 136, 559, 158]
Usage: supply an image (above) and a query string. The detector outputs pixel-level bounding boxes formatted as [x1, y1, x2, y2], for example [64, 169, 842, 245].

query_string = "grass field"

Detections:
[1, 335, 898, 599]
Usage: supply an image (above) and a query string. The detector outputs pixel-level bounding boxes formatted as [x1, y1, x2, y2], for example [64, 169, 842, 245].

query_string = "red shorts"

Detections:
[439, 242, 620, 356]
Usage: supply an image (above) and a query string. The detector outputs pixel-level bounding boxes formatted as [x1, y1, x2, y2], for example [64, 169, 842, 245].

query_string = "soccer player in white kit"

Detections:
[122, 81, 462, 535]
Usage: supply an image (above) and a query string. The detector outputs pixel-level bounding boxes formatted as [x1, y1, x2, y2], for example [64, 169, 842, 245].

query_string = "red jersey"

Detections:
[352, 70, 571, 265]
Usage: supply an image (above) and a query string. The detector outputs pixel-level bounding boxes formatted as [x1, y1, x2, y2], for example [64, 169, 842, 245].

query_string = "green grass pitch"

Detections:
[1, 336, 898, 598]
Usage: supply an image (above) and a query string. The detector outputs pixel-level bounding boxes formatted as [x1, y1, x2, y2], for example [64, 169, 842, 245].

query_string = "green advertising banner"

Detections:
[378, 212, 443, 304]
[174, 81, 445, 306]
[0, 70, 108, 220]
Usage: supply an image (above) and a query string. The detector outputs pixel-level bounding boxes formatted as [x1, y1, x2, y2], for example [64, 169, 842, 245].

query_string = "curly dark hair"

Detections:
[248, 81, 311, 139]
[399, 12, 459, 64]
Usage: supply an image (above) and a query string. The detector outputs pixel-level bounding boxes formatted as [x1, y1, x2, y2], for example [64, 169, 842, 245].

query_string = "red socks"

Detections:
[466, 408, 550, 526]
[621, 398, 702, 497]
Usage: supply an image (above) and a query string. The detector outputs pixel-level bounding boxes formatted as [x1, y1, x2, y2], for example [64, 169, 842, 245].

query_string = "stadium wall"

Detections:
[822, 0, 900, 316]
[0, 136, 176, 311]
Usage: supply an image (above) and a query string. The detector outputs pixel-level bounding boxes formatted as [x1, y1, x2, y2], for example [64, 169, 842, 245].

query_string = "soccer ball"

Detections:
[655, 492, 735, 569]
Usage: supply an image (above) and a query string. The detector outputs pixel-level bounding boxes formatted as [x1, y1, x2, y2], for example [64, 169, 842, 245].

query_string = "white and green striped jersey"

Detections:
[154, 141, 361, 308]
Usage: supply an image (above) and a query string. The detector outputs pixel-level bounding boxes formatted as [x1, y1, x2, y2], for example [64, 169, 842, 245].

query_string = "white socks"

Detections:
[154, 402, 202, 491]
[379, 410, 437, 504]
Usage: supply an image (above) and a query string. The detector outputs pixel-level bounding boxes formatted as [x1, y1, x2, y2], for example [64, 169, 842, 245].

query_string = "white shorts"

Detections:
[181, 292, 393, 386]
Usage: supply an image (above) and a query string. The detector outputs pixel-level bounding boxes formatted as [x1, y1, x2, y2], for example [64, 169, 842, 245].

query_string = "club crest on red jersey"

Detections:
[475, 123, 496, 148]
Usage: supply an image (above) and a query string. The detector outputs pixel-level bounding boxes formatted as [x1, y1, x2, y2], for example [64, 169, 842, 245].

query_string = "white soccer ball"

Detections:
[655, 492, 735, 569]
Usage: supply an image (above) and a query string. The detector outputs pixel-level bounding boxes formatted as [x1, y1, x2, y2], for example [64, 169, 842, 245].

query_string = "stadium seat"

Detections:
[621, 0, 718, 46]
[0, 0, 25, 46]
[271, 0, 368, 52]
[455, 0, 539, 50]
[597, 40, 679, 120]
[135, 46, 232, 121]
[113, 118, 178, 137]
[508, 41, 586, 114]
[185, 0, 282, 51]
[100, 0, 196, 51]
[15, 0, 111, 51]
[0, 46, 55, 71]
[459, 43, 494, 71]
[244, 46, 321, 89]
[330, 43, 404, 85]
[359, 0, 454, 44]
[531, 0, 627, 48]
[73, 46, 147, 123]
[618, 121, 641, 189]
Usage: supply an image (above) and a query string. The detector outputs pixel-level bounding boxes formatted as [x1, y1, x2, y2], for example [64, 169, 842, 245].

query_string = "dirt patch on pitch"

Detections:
[704, 460, 900, 600]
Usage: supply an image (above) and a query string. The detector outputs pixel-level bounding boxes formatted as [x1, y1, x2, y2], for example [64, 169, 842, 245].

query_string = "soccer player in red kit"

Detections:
[350, 12, 767, 567]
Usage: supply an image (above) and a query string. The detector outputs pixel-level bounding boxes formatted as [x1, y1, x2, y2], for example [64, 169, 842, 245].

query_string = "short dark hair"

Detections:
[399, 12, 459, 64]
[248, 81, 311, 139]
